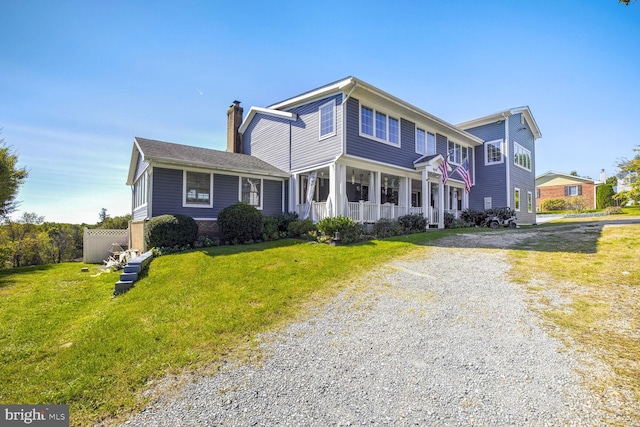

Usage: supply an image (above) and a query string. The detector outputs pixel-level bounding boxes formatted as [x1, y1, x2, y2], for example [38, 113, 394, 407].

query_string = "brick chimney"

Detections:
[227, 100, 243, 153]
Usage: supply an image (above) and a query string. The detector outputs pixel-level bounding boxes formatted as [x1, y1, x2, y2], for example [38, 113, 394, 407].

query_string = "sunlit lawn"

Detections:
[0, 231, 463, 426]
[510, 220, 640, 425]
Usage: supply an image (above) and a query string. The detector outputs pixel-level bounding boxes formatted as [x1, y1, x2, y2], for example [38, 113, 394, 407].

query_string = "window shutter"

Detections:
[564, 186, 569, 196]
[578, 185, 582, 196]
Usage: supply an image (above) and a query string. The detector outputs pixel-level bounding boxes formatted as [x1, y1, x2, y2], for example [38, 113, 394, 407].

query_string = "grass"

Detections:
[0, 230, 466, 426]
[509, 221, 640, 425]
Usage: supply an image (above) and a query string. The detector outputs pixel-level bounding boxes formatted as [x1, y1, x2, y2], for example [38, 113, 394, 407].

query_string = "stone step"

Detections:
[120, 272, 138, 282]
[123, 265, 140, 274]
[114, 280, 134, 294]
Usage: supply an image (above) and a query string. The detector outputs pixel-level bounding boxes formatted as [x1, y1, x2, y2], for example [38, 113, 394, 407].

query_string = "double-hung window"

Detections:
[241, 177, 262, 209]
[416, 129, 436, 155]
[360, 104, 400, 146]
[319, 99, 336, 139]
[527, 191, 533, 213]
[485, 139, 504, 165]
[514, 142, 532, 171]
[514, 188, 521, 211]
[133, 171, 147, 209]
[184, 171, 213, 208]
[447, 141, 466, 165]
[565, 185, 582, 196]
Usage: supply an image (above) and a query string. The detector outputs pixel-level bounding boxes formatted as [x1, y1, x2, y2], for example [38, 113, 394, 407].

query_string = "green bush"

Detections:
[287, 219, 316, 239]
[145, 214, 198, 249]
[218, 202, 263, 244]
[262, 216, 279, 241]
[398, 214, 427, 232]
[373, 218, 404, 238]
[596, 184, 615, 209]
[444, 213, 473, 229]
[274, 212, 299, 234]
[540, 198, 566, 211]
[317, 216, 359, 243]
[460, 209, 487, 226]
[606, 206, 623, 214]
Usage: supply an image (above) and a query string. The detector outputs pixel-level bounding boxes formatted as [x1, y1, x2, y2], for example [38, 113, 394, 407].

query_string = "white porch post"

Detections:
[421, 169, 428, 227]
[375, 171, 382, 221]
[290, 173, 298, 215]
[328, 163, 337, 218]
[439, 180, 445, 228]
[399, 177, 409, 217]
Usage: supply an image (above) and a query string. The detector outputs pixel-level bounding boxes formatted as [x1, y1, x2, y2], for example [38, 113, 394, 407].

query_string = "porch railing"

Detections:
[296, 202, 328, 222]
[297, 202, 439, 226]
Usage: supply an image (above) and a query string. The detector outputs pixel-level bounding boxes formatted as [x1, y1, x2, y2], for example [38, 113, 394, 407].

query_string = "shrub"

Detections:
[287, 219, 316, 239]
[218, 202, 263, 244]
[317, 216, 359, 243]
[567, 195, 588, 211]
[596, 184, 615, 209]
[274, 212, 299, 234]
[398, 214, 427, 233]
[605, 206, 622, 214]
[460, 209, 487, 226]
[144, 214, 198, 249]
[262, 216, 280, 241]
[540, 198, 566, 211]
[373, 218, 404, 238]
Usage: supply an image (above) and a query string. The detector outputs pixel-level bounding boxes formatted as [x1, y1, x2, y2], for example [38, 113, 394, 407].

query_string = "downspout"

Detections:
[503, 113, 510, 208]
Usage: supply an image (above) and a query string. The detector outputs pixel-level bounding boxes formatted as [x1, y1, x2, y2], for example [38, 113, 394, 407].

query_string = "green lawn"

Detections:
[0, 232, 458, 426]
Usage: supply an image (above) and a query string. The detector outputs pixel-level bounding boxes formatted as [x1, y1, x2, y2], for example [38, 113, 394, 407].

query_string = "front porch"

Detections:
[291, 161, 464, 229]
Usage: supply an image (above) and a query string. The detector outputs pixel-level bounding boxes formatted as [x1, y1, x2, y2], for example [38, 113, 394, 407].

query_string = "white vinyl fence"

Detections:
[83, 228, 129, 263]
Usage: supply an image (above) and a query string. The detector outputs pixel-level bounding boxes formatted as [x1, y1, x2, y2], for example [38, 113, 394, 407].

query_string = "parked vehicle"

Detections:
[481, 207, 517, 229]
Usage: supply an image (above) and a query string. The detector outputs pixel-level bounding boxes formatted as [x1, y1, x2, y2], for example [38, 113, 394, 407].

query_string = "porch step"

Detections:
[113, 250, 153, 295]
[119, 272, 138, 282]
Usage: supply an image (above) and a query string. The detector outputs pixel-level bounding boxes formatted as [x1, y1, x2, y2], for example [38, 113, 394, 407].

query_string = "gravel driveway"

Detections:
[123, 235, 604, 426]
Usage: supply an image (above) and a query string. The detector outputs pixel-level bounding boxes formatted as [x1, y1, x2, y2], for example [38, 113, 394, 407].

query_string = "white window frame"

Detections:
[447, 140, 467, 165]
[527, 191, 533, 213]
[566, 185, 580, 196]
[416, 128, 426, 155]
[183, 170, 213, 208]
[485, 139, 504, 165]
[318, 99, 336, 140]
[133, 171, 148, 209]
[514, 142, 532, 171]
[239, 176, 263, 210]
[514, 187, 521, 211]
[359, 102, 401, 147]
[427, 131, 436, 155]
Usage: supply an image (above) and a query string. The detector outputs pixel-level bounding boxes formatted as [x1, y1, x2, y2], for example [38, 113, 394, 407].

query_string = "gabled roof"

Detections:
[456, 106, 542, 140]
[126, 137, 289, 185]
[413, 154, 444, 168]
[535, 171, 597, 186]
[240, 76, 484, 147]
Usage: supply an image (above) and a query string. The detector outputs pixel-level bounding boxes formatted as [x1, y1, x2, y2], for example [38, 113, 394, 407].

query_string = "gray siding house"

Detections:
[126, 76, 541, 249]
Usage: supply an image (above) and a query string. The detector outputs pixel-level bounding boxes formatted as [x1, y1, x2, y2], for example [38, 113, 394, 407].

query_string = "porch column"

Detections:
[399, 177, 409, 216]
[421, 169, 428, 227]
[375, 171, 382, 221]
[328, 163, 337, 218]
[438, 180, 445, 229]
[290, 173, 298, 215]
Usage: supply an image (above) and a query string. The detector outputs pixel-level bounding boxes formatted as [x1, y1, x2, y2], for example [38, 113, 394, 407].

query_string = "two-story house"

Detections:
[126, 76, 541, 250]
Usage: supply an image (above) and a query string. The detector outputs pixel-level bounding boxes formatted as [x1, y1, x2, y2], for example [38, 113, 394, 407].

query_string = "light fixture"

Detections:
[384, 177, 388, 193]
[351, 171, 355, 185]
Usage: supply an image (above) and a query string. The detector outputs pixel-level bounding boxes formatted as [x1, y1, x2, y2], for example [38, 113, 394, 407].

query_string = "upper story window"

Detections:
[514, 142, 532, 171]
[416, 129, 436, 156]
[184, 170, 213, 208]
[319, 99, 336, 139]
[133, 171, 147, 209]
[447, 140, 467, 165]
[360, 103, 401, 147]
[241, 177, 262, 209]
[485, 139, 504, 165]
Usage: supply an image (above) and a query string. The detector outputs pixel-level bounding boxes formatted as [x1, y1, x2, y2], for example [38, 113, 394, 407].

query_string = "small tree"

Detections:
[596, 184, 615, 209]
[0, 135, 28, 218]
[218, 203, 263, 244]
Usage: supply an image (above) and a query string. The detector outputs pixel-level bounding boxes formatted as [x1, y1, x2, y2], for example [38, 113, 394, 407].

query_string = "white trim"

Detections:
[238, 176, 264, 210]
[514, 187, 521, 211]
[513, 142, 532, 171]
[415, 128, 436, 157]
[415, 127, 426, 155]
[484, 139, 504, 166]
[505, 117, 511, 207]
[152, 160, 288, 179]
[527, 191, 533, 213]
[183, 170, 214, 208]
[318, 99, 336, 140]
[239, 107, 298, 134]
[358, 101, 402, 148]
[456, 106, 541, 140]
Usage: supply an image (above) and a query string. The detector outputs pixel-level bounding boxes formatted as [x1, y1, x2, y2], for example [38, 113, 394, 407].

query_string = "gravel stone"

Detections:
[121, 241, 605, 426]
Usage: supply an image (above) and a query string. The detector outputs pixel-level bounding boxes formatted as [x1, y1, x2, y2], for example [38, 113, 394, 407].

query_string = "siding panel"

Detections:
[243, 115, 291, 171]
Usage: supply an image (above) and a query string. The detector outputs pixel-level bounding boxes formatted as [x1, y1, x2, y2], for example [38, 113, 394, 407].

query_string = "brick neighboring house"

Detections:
[535, 171, 600, 210]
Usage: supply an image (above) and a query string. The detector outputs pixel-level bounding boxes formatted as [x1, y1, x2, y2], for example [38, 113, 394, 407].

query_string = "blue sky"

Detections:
[1, 0, 638, 224]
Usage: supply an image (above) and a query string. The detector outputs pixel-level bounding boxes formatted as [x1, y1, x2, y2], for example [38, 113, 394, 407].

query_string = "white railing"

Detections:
[296, 202, 328, 222]
[430, 207, 439, 225]
[346, 201, 408, 223]
[408, 207, 423, 215]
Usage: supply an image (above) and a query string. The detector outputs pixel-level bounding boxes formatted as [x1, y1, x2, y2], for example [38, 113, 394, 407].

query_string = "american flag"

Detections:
[455, 159, 473, 192]
[439, 157, 449, 185]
